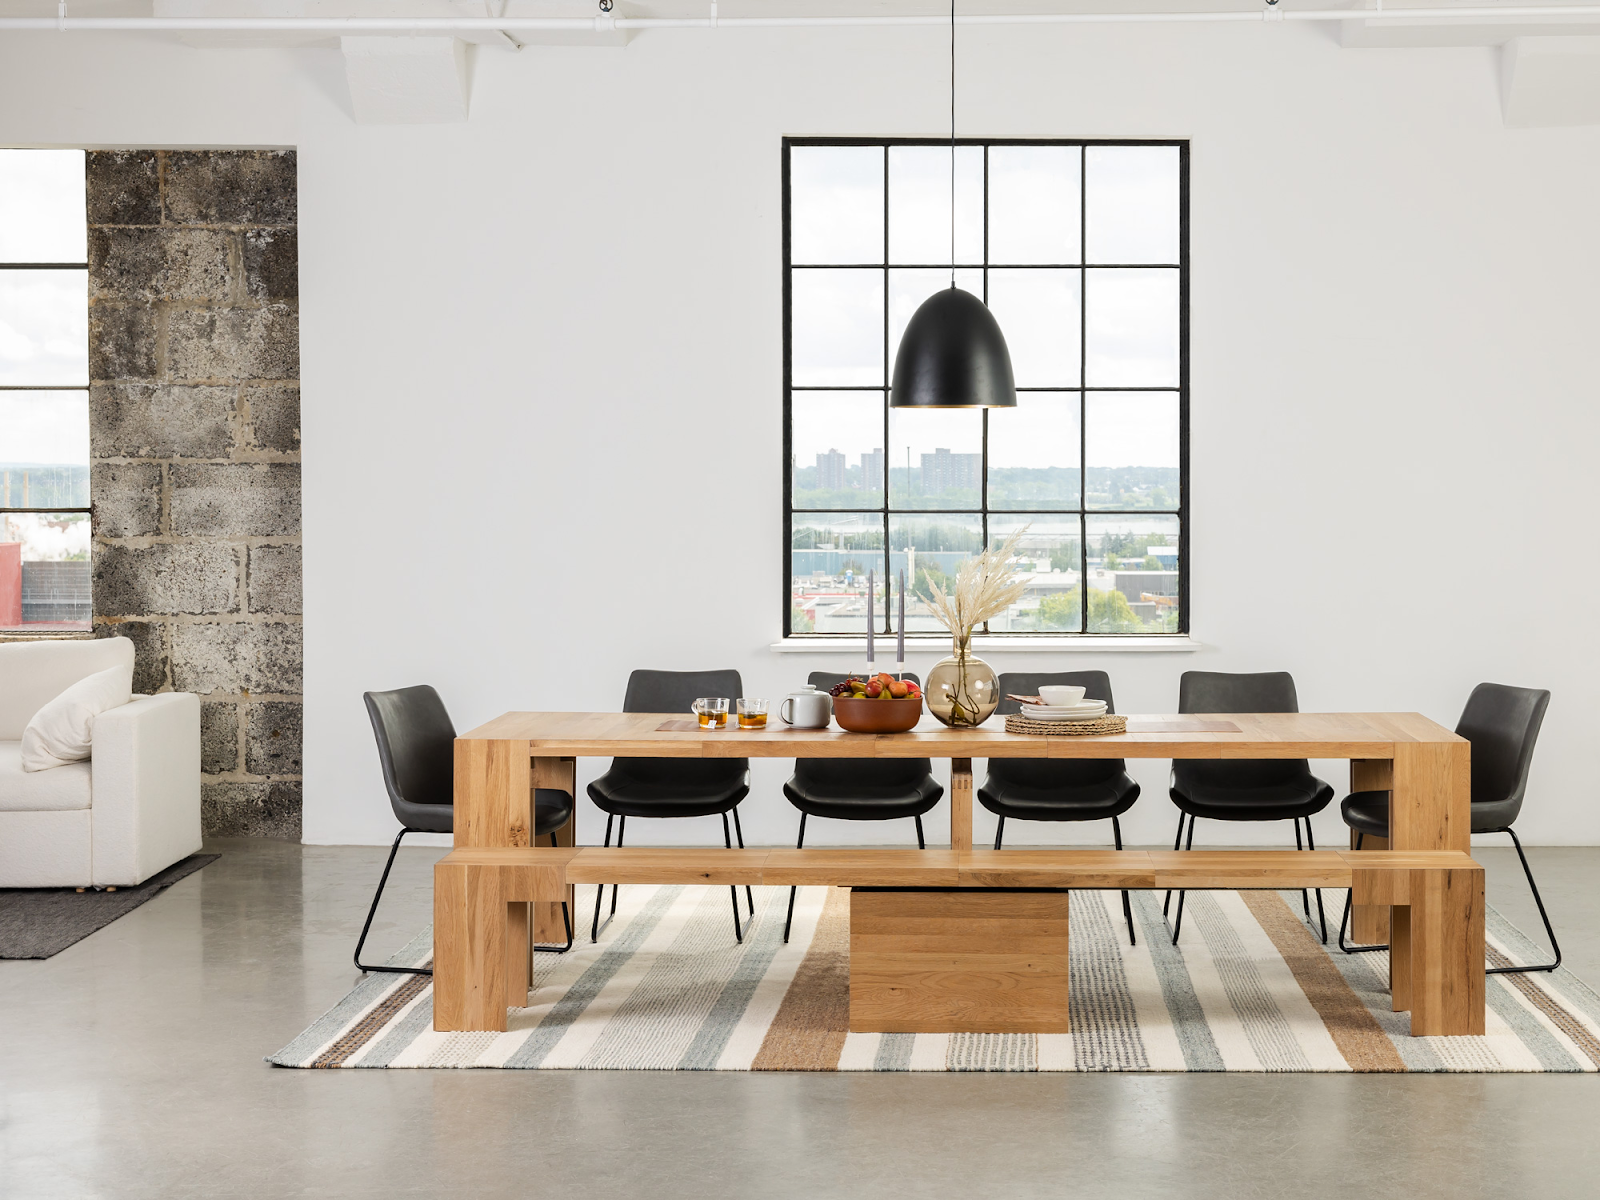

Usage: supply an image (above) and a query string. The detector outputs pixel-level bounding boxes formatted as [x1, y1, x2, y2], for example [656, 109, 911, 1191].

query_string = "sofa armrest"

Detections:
[90, 692, 202, 886]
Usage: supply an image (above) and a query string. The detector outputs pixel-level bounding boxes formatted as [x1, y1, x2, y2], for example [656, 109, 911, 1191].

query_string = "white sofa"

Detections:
[0, 638, 200, 888]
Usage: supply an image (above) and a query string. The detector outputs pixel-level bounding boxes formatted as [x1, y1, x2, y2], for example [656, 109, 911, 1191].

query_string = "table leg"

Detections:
[1349, 759, 1392, 945]
[1407, 865, 1486, 1036]
[531, 756, 577, 947]
[849, 888, 1070, 1033]
[1388, 740, 1470, 853]
[950, 758, 973, 853]
[453, 737, 531, 849]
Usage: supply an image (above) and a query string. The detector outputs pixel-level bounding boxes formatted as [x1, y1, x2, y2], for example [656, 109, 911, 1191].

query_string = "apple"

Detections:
[888, 680, 909, 699]
[865, 680, 882, 697]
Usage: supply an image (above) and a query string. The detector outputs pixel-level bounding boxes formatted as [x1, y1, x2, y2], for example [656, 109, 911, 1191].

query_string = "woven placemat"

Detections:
[1004, 713, 1128, 736]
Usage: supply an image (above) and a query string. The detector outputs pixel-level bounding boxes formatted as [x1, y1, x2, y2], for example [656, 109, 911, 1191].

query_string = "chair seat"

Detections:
[978, 771, 1140, 823]
[533, 788, 575, 837]
[1171, 775, 1334, 822]
[1341, 789, 1518, 838]
[587, 770, 749, 819]
[782, 775, 943, 822]
[392, 795, 453, 834]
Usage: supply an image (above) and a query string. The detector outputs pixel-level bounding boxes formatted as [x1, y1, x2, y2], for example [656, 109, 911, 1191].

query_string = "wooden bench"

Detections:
[433, 847, 1483, 1038]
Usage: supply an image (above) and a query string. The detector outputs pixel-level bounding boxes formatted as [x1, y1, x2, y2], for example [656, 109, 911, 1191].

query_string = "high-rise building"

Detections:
[921, 447, 982, 494]
[859, 447, 884, 491]
[816, 448, 847, 491]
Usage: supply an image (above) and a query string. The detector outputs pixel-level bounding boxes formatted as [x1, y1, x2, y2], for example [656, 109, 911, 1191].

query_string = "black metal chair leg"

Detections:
[1303, 818, 1328, 943]
[1294, 818, 1311, 920]
[1163, 811, 1186, 916]
[355, 828, 432, 975]
[1338, 832, 1387, 955]
[1112, 815, 1135, 947]
[722, 812, 744, 944]
[1487, 827, 1563, 975]
[611, 815, 624, 918]
[534, 831, 575, 953]
[993, 813, 1005, 851]
[732, 807, 755, 915]
[784, 812, 807, 944]
[592, 812, 615, 942]
[914, 814, 926, 850]
[1171, 814, 1196, 945]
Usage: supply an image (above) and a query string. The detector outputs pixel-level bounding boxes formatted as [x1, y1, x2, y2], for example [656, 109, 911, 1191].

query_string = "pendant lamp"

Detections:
[889, 0, 1016, 410]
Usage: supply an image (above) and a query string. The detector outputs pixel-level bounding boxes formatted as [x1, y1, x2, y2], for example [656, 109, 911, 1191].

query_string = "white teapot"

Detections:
[780, 685, 832, 729]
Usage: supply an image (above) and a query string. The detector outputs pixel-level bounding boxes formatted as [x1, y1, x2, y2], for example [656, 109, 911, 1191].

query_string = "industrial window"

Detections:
[0, 149, 90, 632]
[783, 138, 1187, 639]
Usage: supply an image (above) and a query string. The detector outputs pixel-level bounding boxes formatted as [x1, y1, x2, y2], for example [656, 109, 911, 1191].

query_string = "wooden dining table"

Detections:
[453, 709, 1469, 965]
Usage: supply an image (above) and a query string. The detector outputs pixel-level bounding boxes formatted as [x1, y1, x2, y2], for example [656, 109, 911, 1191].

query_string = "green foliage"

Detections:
[912, 562, 952, 602]
[790, 603, 815, 634]
[1032, 586, 1162, 633]
[1088, 587, 1147, 633]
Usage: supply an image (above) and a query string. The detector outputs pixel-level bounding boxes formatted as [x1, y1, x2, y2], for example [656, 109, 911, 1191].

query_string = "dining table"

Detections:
[442, 710, 1475, 1034]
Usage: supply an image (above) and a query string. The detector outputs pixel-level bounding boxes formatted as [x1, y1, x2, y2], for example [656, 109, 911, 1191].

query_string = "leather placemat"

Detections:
[1124, 719, 1241, 733]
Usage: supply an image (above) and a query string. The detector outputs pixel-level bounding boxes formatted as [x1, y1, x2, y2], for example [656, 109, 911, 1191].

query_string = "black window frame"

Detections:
[781, 135, 1189, 640]
[0, 148, 92, 632]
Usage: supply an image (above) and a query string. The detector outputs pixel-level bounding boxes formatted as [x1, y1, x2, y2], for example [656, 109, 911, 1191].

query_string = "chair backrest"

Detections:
[1179, 670, 1298, 715]
[614, 668, 747, 786]
[0, 636, 135, 739]
[989, 670, 1125, 787]
[1457, 683, 1550, 822]
[1175, 670, 1308, 790]
[799, 671, 930, 786]
[364, 685, 456, 821]
[624, 668, 744, 716]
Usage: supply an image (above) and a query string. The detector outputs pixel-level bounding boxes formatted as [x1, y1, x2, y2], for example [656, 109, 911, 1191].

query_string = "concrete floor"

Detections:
[1, 839, 1596, 1200]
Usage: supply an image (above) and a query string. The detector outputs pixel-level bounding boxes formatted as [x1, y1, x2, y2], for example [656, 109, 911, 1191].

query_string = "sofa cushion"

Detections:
[22, 664, 134, 771]
[0, 638, 136, 741]
[0, 742, 92, 812]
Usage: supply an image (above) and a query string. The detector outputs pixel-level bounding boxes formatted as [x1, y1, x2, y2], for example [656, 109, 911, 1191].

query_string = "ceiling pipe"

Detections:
[1, 8, 1600, 33]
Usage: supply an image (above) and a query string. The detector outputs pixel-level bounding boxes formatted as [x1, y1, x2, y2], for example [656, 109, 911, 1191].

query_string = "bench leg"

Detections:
[433, 860, 511, 1033]
[1407, 866, 1486, 1036]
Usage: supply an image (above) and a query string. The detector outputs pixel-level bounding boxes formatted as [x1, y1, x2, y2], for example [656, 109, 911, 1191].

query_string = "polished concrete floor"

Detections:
[2, 838, 1596, 1200]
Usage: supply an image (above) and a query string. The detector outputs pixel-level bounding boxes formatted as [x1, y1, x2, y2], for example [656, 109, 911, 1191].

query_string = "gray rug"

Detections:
[0, 854, 220, 959]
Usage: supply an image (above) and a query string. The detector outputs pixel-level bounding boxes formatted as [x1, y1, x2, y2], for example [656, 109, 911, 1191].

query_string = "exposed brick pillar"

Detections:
[87, 150, 303, 840]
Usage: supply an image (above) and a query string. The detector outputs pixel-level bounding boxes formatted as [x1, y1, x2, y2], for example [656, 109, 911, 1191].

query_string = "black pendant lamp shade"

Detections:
[890, 286, 1016, 409]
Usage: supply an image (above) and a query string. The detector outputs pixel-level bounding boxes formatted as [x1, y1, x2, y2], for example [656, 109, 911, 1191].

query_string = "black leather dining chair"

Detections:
[587, 669, 754, 943]
[359, 685, 575, 974]
[1339, 682, 1558, 975]
[1167, 671, 1335, 945]
[981, 671, 1141, 945]
[780, 671, 943, 942]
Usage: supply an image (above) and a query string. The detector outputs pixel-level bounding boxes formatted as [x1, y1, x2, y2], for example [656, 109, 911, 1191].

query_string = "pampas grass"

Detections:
[926, 526, 1031, 643]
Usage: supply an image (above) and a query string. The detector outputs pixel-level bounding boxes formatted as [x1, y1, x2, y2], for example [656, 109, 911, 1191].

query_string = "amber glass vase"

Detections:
[926, 631, 999, 727]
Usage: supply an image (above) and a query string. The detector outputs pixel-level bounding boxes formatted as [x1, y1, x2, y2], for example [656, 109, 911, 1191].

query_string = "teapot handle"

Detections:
[780, 698, 796, 725]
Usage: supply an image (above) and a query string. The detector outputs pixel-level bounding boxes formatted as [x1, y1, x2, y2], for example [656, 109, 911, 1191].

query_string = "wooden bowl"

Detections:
[831, 696, 923, 733]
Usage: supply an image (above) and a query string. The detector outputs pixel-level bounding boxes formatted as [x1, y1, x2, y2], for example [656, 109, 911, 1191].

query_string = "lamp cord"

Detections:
[950, 0, 956, 289]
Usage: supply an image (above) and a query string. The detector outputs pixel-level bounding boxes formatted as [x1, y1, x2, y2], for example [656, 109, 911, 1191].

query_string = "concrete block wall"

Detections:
[87, 150, 303, 839]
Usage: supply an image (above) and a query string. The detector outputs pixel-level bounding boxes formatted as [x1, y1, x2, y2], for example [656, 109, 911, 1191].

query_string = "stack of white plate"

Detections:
[1021, 700, 1109, 723]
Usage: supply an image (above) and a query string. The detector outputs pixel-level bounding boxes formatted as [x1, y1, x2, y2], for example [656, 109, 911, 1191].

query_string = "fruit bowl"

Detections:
[831, 696, 923, 733]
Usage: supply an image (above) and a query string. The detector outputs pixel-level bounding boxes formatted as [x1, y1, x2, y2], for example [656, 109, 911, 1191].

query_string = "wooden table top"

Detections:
[457, 710, 1463, 760]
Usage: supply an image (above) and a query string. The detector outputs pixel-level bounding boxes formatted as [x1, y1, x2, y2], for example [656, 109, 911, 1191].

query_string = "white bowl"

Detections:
[1038, 685, 1087, 706]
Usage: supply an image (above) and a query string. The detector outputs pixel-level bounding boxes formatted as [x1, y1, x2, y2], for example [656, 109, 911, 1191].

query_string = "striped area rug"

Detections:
[269, 884, 1600, 1071]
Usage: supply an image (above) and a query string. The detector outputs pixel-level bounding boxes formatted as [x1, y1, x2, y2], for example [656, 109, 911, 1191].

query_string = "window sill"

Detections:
[769, 635, 1203, 654]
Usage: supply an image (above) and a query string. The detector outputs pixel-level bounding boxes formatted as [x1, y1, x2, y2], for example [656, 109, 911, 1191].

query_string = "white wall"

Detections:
[4, 25, 1598, 849]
